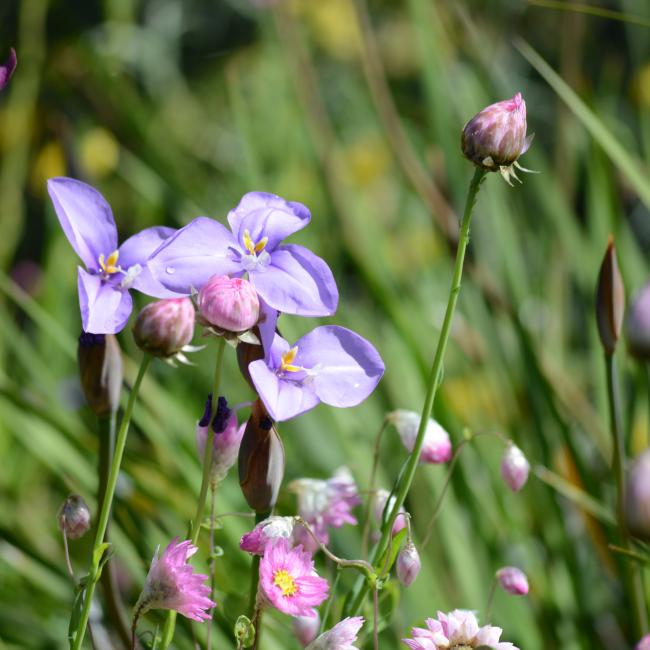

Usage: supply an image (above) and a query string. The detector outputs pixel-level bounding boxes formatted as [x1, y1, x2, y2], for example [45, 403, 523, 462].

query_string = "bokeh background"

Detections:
[2, 0, 650, 647]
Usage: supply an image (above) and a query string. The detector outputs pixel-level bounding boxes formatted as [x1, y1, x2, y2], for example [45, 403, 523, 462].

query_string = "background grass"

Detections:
[2, 0, 650, 648]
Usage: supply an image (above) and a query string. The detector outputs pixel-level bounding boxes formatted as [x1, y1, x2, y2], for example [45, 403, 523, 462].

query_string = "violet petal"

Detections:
[77, 267, 133, 334]
[0, 48, 17, 90]
[258, 297, 279, 359]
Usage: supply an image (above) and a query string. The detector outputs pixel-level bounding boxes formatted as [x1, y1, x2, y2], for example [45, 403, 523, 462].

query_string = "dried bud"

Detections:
[198, 275, 260, 332]
[461, 92, 534, 184]
[388, 410, 452, 464]
[500, 443, 530, 492]
[58, 494, 91, 539]
[625, 449, 650, 541]
[77, 332, 123, 416]
[374, 488, 407, 535]
[596, 238, 625, 354]
[133, 298, 195, 358]
[0, 48, 16, 91]
[238, 399, 285, 513]
[627, 282, 650, 361]
[396, 541, 421, 587]
[496, 566, 529, 596]
[293, 613, 321, 647]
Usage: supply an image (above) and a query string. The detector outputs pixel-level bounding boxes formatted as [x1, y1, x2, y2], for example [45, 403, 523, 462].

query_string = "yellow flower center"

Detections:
[273, 569, 298, 597]
[243, 229, 268, 256]
[98, 250, 121, 275]
[280, 346, 302, 373]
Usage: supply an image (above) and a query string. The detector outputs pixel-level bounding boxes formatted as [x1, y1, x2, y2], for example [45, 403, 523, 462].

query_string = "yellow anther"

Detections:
[98, 250, 120, 274]
[280, 346, 301, 373]
[243, 229, 268, 256]
[254, 236, 268, 253]
[273, 569, 297, 597]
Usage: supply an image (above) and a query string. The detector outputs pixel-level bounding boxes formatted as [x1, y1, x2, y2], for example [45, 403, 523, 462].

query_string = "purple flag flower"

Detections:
[148, 191, 339, 317]
[47, 177, 176, 334]
[248, 325, 384, 422]
[0, 48, 17, 91]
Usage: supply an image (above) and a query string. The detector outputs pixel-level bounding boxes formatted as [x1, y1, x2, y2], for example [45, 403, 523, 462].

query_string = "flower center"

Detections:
[98, 250, 121, 275]
[280, 346, 302, 373]
[273, 569, 298, 597]
[243, 229, 268, 257]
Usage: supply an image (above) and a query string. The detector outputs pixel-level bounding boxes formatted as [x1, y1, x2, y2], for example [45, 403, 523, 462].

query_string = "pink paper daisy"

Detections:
[259, 538, 329, 618]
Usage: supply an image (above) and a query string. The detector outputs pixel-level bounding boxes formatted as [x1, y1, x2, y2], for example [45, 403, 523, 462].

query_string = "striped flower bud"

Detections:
[396, 541, 421, 587]
[133, 298, 195, 358]
[58, 494, 91, 540]
[77, 332, 123, 416]
[501, 443, 530, 492]
[198, 275, 260, 333]
[595, 237, 625, 355]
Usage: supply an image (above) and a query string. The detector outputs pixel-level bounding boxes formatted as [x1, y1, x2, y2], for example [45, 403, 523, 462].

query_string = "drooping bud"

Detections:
[133, 298, 195, 358]
[595, 237, 625, 355]
[636, 634, 650, 650]
[500, 443, 530, 492]
[496, 566, 529, 596]
[198, 275, 260, 333]
[396, 541, 421, 587]
[387, 410, 452, 464]
[374, 488, 407, 535]
[293, 613, 321, 647]
[58, 494, 91, 539]
[626, 282, 650, 361]
[0, 48, 16, 91]
[238, 399, 285, 513]
[77, 332, 123, 416]
[625, 449, 650, 541]
[240, 515, 296, 555]
[461, 92, 534, 184]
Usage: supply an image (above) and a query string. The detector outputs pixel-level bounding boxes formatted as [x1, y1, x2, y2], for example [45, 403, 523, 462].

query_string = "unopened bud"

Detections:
[374, 488, 407, 535]
[198, 275, 260, 333]
[627, 282, 650, 361]
[58, 494, 91, 539]
[240, 515, 295, 555]
[625, 449, 650, 541]
[77, 332, 123, 416]
[234, 615, 256, 648]
[238, 400, 285, 513]
[636, 634, 650, 650]
[0, 48, 16, 91]
[500, 443, 530, 492]
[496, 566, 529, 596]
[133, 298, 195, 358]
[596, 237, 625, 354]
[293, 613, 321, 647]
[396, 541, 421, 587]
[388, 410, 452, 464]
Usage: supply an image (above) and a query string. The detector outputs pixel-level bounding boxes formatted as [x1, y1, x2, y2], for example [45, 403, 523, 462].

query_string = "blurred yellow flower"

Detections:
[31, 141, 66, 194]
[302, 0, 361, 61]
[79, 127, 119, 179]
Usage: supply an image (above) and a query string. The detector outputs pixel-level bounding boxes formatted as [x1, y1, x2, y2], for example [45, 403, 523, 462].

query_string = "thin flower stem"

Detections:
[319, 569, 342, 633]
[71, 354, 152, 650]
[372, 586, 379, 650]
[249, 511, 269, 650]
[605, 353, 648, 636]
[160, 339, 227, 649]
[485, 578, 497, 622]
[207, 484, 217, 650]
[345, 167, 487, 617]
[361, 419, 388, 557]
[62, 529, 74, 581]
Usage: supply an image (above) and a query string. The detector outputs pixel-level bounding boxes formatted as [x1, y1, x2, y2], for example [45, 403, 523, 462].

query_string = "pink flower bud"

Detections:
[293, 613, 321, 647]
[496, 566, 529, 596]
[198, 275, 260, 332]
[461, 92, 534, 184]
[627, 282, 650, 362]
[636, 634, 650, 650]
[625, 449, 650, 541]
[240, 515, 295, 555]
[374, 488, 406, 535]
[306, 617, 364, 650]
[388, 410, 452, 464]
[396, 541, 421, 587]
[595, 237, 625, 355]
[58, 494, 91, 540]
[133, 298, 195, 358]
[501, 443, 530, 492]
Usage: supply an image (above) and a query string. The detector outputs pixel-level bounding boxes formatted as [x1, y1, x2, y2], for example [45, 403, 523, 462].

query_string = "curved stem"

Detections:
[71, 354, 152, 650]
[345, 167, 486, 616]
[361, 419, 388, 557]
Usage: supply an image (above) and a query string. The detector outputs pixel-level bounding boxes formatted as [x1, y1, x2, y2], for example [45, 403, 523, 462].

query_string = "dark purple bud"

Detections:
[58, 494, 91, 539]
[132, 298, 195, 358]
[212, 396, 232, 433]
[238, 399, 285, 513]
[0, 48, 16, 91]
[77, 332, 123, 416]
[627, 282, 650, 361]
[595, 237, 625, 354]
[625, 449, 650, 541]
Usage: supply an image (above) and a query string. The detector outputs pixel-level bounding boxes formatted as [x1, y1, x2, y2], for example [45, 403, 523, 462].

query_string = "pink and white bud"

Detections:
[636, 634, 650, 650]
[306, 617, 364, 650]
[240, 516, 296, 555]
[58, 494, 91, 540]
[198, 274, 260, 332]
[293, 613, 321, 647]
[496, 566, 529, 596]
[196, 395, 246, 485]
[374, 488, 406, 535]
[388, 410, 452, 464]
[627, 282, 650, 362]
[625, 449, 650, 541]
[133, 298, 195, 358]
[500, 443, 530, 492]
[396, 541, 421, 587]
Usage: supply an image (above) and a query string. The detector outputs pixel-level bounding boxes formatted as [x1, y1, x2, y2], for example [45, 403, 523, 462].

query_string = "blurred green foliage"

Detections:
[2, 0, 650, 647]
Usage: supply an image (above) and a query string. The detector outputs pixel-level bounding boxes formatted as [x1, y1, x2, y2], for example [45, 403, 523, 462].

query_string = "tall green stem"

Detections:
[160, 339, 226, 649]
[71, 354, 152, 650]
[605, 353, 648, 636]
[345, 167, 486, 616]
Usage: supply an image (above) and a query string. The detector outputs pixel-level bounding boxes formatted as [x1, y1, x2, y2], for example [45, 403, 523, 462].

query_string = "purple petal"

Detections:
[251, 245, 338, 316]
[257, 297, 279, 359]
[227, 192, 311, 252]
[0, 48, 17, 90]
[248, 359, 320, 422]
[118, 226, 178, 297]
[296, 326, 384, 407]
[47, 178, 118, 270]
[77, 267, 133, 334]
[148, 217, 241, 294]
